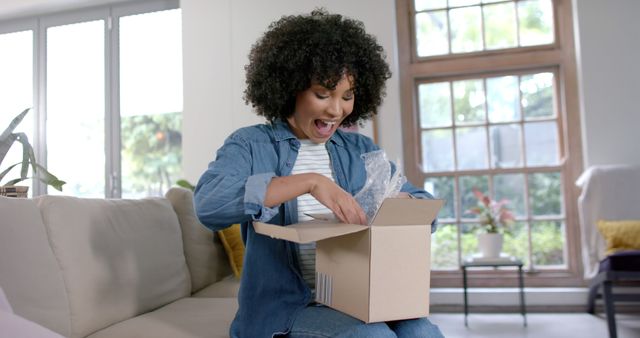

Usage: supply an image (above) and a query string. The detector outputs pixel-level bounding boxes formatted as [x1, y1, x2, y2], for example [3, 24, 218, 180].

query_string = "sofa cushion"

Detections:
[597, 219, 640, 255]
[218, 224, 245, 278]
[36, 195, 191, 338]
[165, 187, 233, 293]
[86, 297, 238, 338]
[192, 275, 240, 298]
[0, 196, 71, 336]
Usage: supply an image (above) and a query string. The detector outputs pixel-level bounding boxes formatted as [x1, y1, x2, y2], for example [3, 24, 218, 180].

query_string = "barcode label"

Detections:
[315, 272, 333, 305]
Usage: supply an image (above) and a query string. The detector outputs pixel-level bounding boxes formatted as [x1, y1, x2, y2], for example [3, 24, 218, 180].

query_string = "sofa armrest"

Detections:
[0, 287, 65, 338]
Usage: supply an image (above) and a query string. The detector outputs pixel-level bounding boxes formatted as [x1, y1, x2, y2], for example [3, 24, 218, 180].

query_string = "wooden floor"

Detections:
[429, 313, 640, 338]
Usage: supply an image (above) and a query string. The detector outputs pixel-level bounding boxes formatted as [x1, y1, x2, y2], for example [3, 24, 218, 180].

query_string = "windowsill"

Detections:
[431, 287, 589, 306]
[430, 287, 640, 307]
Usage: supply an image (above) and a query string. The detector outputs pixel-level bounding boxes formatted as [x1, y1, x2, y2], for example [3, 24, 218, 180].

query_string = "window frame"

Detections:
[0, 0, 180, 198]
[412, 0, 560, 61]
[396, 0, 585, 287]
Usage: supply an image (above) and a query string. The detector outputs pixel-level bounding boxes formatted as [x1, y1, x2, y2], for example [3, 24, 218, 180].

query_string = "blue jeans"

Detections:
[285, 305, 445, 338]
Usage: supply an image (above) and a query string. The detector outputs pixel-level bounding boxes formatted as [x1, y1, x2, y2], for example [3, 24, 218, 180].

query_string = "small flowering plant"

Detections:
[465, 187, 515, 234]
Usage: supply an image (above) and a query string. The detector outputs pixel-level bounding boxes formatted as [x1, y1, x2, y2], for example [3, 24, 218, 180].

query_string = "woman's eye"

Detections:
[314, 93, 329, 99]
[343, 95, 354, 101]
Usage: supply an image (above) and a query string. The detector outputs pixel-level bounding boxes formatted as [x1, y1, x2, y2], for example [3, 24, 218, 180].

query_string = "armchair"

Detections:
[576, 165, 640, 338]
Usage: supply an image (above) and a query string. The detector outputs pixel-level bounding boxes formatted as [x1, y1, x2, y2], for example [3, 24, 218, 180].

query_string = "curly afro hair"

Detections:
[244, 9, 391, 127]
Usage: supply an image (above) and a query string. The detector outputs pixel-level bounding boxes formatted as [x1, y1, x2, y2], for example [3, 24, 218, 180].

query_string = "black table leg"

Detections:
[463, 266, 469, 327]
[518, 265, 527, 327]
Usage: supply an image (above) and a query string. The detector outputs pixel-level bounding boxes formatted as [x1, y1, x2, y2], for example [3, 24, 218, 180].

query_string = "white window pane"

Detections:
[414, 0, 447, 11]
[521, 72, 555, 119]
[524, 121, 559, 166]
[494, 173, 526, 217]
[424, 176, 455, 219]
[449, 0, 481, 7]
[415, 11, 449, 57]
[531, 221, 566, 267]
[419, 82, 452, 128]
[460, 222, 479, 260]
[120, 9, 182, 117]
[422, 129, 454, 172]
[487, 75, 520, 122]
[453, 79, 485, 125]
[502, 221, 530, 266]
[459, 175, 488, 220]
[120, 9, 183, 198]
[450, 6, 483, 53]
[47, 20, 105, 197]
[431, 223, 459, 270]
[483, 2, 517, 50]
[490, 124, 522, 168]
[518, 0, 555, 46]
[0, 31, 33, 190]
[528, 172, 563, 216]
[456, 126, 488, 170]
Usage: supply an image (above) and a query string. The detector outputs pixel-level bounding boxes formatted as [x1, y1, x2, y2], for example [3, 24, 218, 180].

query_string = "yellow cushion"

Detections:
[597, 220, 640, 255]
[218, 224, 245, 278]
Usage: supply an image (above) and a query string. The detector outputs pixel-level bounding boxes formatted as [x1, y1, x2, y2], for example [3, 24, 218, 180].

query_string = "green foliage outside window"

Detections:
[121, 112, 182, 197]
[529, 172, 562, 215]
[429, 173, 565, 269]
[431, 220, 564, 269]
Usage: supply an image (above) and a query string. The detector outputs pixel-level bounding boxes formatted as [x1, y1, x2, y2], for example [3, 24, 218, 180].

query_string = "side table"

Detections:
[461, 257, 527, 327]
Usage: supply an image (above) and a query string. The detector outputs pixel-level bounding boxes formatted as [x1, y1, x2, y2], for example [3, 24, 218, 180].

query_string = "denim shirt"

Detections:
[194, 120, 434, 338]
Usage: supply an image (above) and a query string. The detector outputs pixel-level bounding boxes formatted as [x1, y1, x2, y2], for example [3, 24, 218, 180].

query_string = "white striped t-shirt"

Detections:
[291, 139, 334, 292]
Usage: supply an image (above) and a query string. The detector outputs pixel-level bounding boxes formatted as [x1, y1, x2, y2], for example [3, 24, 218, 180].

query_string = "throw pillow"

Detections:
[597, 220, 640, 255]
[218, 224, 245, 278]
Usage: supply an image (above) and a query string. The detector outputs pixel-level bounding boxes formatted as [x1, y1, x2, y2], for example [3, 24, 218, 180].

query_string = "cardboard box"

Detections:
[253, 198, 443, 323]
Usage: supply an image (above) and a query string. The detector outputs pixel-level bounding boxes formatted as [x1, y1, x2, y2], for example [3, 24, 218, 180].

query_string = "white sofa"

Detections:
[0, 187, 240, 338]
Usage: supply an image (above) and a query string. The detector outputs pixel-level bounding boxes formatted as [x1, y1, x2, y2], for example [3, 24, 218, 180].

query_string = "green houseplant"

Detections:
[0, 108, 65, 195]
[465, 187, 515, 258]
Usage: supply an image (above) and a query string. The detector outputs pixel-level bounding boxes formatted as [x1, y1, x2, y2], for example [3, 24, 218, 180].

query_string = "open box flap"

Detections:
[253, 220, 368, 244]
[370, 198, 444, 226]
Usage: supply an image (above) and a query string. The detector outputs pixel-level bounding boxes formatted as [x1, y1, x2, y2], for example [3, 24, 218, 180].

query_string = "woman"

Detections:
[194, 9, 444, 338]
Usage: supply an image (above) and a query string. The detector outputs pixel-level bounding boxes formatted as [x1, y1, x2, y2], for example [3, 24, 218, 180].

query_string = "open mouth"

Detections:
[314, 119, 337, 137]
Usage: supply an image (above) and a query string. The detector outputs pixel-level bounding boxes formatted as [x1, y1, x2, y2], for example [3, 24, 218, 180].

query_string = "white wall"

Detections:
[573, 0, 640, 167]
[181, 0, 403, 183]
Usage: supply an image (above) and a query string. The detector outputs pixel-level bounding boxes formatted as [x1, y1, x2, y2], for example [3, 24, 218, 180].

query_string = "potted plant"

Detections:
[465, 187, 515, 258]
[0, 108, 65, 197]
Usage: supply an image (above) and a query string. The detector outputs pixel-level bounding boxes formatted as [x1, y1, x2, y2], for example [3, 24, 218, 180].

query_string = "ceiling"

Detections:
[0, 0, 136, 22]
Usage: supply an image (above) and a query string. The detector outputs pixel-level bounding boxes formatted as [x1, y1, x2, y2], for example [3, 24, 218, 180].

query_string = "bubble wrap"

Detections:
[354, 150, 407, 224]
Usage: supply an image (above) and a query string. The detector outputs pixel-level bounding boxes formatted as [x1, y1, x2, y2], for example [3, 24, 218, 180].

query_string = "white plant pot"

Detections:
[477, 233, 503, 258]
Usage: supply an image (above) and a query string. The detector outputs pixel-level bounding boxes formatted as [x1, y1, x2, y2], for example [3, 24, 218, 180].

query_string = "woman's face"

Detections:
[287, 75, 355, 143]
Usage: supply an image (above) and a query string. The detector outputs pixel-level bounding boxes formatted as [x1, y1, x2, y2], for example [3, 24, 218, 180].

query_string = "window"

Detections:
[0, 0, 182, 198]
[0, 29, 34, 195]
[396, 0, 583, 286]
[414, 0, 554, 57]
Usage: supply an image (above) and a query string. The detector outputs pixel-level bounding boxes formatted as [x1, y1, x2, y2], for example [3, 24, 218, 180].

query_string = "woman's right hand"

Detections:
[264, 173, 367, 225]
[308, 175, 367, 225]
